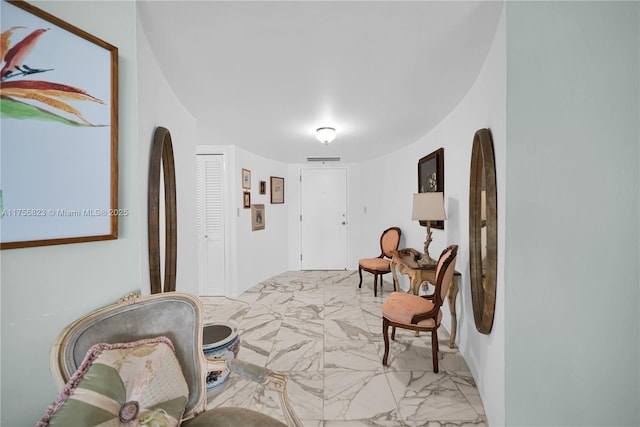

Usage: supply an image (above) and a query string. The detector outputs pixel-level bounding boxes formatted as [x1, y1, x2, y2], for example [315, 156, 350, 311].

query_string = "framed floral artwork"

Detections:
[418, 148, 444, 230]
[1, 0, 119, 249]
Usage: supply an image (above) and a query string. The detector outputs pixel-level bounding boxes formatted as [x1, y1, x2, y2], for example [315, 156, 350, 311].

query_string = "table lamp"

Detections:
[411, 192, 446, 266]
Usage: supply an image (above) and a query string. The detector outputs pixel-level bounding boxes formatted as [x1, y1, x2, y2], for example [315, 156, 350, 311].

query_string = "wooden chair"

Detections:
[45, 292, 301, 427]
[381, 245, 458, 372]
[358, 226, 401, 297]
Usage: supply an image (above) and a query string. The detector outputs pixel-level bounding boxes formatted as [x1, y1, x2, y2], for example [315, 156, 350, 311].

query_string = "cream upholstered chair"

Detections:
[358, 226, 401, 297]
[45, 292, 301, 427]
[381, 245, 458, 373]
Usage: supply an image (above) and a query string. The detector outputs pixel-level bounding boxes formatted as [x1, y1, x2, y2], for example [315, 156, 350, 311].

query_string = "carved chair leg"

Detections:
[374, 274, 378, 297]
[391, 325, 396, 341]
[358, 266, 363, 288]
[382, 317, 390, 365]
[431, 329, 439, 373]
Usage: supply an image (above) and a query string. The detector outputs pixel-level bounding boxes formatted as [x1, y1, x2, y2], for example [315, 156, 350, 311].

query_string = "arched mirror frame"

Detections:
[148, 127, 177, 294]
[469, 128, 497, 334]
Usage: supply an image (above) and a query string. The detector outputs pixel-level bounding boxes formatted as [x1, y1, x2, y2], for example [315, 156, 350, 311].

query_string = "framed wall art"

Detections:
[259, 181, 266, 195]
[1, 0, 119, 249]
[242, 168, 251, 189]
[243, 191, 251, 209]
[251, 204, 265, 231]
[270, 176, 284, 204]
[417, 148, 444, 230]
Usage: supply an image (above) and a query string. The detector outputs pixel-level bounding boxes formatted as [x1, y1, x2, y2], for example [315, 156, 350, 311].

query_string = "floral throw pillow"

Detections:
[37, 336, 189, 427]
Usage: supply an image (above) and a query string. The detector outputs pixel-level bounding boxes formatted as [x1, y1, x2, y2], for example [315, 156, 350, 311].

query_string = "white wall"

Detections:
[358, 8, 506, 425]
[0, 2, 141, 425]
[505, 2, 639, 425]
[136, 9, 199, 296]
[232, 147, 290, 295]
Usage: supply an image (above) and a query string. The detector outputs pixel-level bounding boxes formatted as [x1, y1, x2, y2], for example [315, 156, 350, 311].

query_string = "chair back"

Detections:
[50, 293, 208, 418]
[435, 245, 459, 304]
[380, 227, 402, 258]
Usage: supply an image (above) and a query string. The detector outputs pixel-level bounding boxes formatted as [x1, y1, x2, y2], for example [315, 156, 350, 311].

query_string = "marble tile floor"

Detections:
[201, 270, 486, 427]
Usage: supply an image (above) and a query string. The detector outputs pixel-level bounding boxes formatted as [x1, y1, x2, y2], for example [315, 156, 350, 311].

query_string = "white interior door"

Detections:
[300, 168, 348, 270]
[196, 154, 226, 295]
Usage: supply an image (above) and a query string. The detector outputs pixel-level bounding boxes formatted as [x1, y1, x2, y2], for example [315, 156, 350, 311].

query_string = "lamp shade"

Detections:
[411, 192, 446, 221]
[316, 127, 336, 144]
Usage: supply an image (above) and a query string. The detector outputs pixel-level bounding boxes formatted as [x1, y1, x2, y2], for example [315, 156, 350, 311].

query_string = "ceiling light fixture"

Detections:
[315, 127, 336, 144]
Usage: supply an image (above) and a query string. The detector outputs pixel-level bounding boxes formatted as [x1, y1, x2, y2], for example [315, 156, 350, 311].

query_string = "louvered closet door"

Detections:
[196, 154, 226, 296]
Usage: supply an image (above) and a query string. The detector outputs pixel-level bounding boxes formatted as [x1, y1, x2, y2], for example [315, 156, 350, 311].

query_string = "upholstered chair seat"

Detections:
[359, 257, 392, 272]
[382, 292, 443, 328]
[181, 407, 286, 427]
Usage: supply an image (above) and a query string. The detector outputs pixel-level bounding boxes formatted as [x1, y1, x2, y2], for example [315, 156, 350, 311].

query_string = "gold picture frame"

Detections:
[242, 168, 251, 189]
[251, 204, 265, 231]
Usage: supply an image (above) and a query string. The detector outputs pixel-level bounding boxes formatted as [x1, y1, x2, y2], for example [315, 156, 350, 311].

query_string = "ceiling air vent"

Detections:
[306, 157, 341, 162]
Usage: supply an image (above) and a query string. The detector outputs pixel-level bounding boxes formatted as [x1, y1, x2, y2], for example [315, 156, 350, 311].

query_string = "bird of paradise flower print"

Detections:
[0, 24, 106, 126]
[0, 0, 118, 249]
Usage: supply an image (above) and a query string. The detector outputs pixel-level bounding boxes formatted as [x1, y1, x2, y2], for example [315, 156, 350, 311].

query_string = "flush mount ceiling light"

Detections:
[315, 127, 336, 144]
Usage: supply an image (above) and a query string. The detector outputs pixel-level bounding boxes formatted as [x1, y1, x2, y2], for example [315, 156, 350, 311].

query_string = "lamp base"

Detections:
[416, 254, 437, 267]
[419, 225, 437, 267]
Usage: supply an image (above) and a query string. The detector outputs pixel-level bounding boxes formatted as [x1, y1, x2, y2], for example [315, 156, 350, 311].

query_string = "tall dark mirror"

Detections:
[469, 128, 497, 334]
[149, 127, 177, 294]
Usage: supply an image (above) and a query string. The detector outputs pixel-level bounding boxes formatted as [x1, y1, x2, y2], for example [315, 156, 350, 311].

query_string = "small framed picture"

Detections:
[243, 191, 251, 208]
[251, 204, 265, 231]
[242, 168, 251, 189]
[270, 176, 284, 204]
[259, 181, 266, 195]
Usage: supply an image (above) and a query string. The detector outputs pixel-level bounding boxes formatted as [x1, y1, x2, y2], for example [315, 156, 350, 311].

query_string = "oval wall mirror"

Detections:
[148, 126, 177, 294]
[469, 128, 497, 334]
